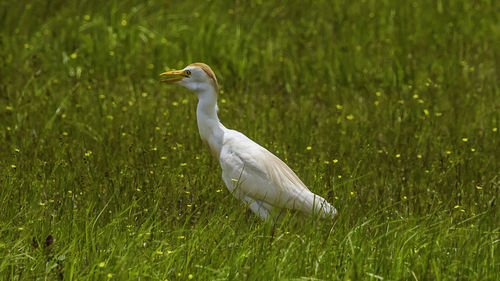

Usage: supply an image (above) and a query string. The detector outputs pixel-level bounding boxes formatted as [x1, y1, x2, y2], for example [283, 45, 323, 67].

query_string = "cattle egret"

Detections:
[160, 63, 337, 220]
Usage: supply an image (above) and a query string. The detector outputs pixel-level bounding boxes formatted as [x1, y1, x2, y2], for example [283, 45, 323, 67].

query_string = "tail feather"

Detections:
[297, 192, 337, 219]
[313, 194, 337, 219]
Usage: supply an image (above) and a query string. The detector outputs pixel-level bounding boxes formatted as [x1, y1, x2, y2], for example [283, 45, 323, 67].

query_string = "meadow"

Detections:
[1, 0, 499, 280]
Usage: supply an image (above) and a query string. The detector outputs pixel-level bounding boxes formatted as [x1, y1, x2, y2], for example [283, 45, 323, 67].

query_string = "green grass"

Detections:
[1, 0, 499, 280]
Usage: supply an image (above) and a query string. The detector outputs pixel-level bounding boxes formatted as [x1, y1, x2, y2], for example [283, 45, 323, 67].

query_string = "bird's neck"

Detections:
[195, 87, 225, 160]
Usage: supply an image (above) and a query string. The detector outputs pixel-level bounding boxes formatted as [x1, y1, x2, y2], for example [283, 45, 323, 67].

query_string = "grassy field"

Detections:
[1, 0, 499, 280]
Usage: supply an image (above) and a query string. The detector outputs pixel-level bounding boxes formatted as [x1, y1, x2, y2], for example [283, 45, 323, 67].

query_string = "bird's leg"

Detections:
[269, 226, 275, 250]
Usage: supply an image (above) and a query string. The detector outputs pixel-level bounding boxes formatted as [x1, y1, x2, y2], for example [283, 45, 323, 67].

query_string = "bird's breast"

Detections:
[202, 138, 220, 161]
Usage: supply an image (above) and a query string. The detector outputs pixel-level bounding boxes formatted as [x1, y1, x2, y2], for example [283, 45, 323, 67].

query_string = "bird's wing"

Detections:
[219, 130, 321, 214]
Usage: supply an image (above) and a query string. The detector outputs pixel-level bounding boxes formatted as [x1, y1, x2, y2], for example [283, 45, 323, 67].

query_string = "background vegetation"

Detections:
[1, 0, 499, 280]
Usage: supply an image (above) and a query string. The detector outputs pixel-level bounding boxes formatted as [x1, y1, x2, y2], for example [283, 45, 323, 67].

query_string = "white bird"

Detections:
[160, 63, 337, 221]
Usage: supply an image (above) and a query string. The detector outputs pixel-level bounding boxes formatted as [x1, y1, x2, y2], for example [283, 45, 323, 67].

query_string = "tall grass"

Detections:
[1, 0, 499, 280]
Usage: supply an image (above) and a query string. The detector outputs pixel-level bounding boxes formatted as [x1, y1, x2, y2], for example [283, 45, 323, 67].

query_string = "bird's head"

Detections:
[160, 63, 219, 94]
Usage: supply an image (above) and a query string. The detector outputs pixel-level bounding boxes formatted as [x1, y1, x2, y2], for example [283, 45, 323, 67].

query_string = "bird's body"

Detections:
[161, 63, 337, 220]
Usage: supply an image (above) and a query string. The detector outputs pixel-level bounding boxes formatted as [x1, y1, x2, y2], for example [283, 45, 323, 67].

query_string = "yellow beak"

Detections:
[159, 70, 190, 83]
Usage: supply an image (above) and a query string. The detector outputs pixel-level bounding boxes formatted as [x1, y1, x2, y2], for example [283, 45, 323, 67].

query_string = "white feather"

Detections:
[219, 129, 337, 220]
[164, 63, 337, 220]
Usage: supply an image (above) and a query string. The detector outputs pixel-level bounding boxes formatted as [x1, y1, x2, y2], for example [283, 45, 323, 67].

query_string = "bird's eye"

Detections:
[185, 70, 191, 76]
